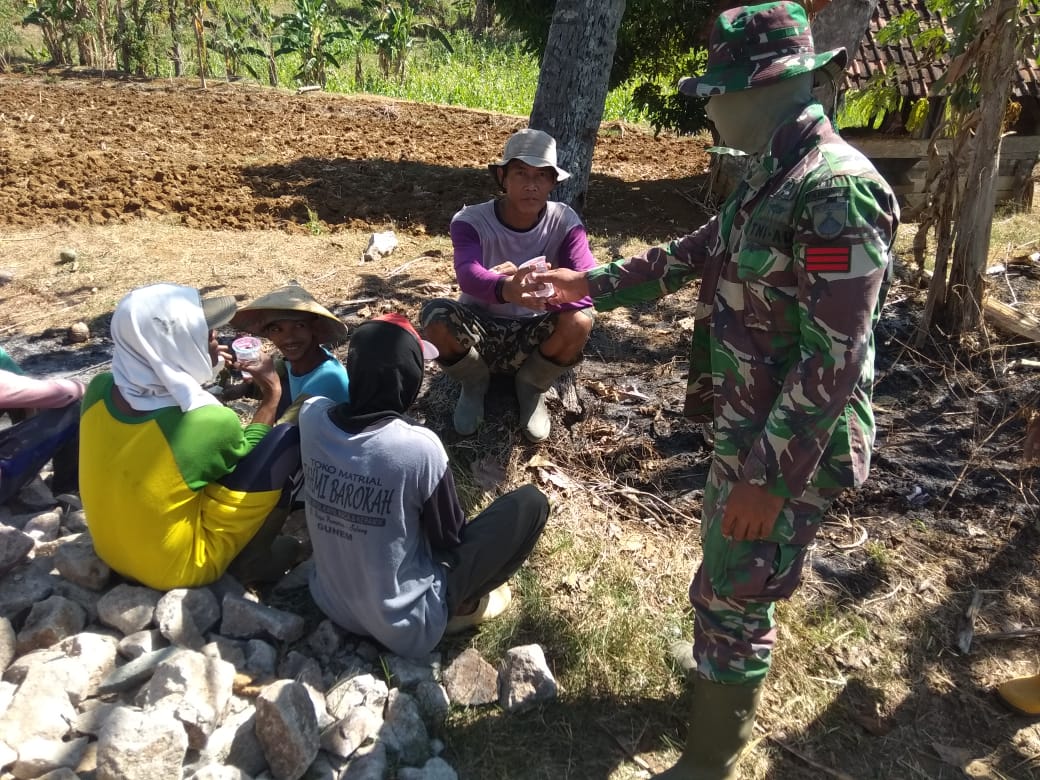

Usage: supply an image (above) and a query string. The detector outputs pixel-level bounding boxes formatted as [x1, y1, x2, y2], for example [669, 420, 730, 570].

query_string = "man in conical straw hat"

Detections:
[231, 283, 351, 411]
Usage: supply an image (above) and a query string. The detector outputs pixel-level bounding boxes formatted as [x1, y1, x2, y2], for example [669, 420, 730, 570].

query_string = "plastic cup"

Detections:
[519, 256, 555, 298]
[231, 336, 262, 365]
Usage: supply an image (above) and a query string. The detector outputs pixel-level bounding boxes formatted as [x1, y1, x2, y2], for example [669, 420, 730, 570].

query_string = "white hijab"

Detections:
[111, 283, 222, 413]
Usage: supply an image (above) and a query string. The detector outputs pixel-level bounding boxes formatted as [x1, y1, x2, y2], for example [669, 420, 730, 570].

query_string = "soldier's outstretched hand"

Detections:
[538, 268, 590, 306]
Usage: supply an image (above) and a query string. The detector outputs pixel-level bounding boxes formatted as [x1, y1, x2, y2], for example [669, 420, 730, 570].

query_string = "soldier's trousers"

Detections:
[689, 460, 842, 686]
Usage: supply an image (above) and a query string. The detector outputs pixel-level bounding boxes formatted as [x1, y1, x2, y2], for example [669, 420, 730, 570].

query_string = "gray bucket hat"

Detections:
[488, 128, 571, 182]
[678, 1, 848, 98]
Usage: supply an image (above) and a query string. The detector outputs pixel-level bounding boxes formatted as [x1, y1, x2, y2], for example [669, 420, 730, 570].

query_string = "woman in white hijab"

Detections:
[80, 283, 302, 588]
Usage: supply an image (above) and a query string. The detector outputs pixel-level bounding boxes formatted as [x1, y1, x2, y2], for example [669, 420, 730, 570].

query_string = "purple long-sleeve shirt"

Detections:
[451, 200, 596, 316]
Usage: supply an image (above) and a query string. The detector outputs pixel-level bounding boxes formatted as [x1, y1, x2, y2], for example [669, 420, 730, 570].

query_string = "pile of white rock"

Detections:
[0, 481, 560, 780]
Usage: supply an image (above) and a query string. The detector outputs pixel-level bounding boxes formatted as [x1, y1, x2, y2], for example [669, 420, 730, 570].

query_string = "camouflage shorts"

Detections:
[688, 459, 842, 685]
[420, 298, 594, 374]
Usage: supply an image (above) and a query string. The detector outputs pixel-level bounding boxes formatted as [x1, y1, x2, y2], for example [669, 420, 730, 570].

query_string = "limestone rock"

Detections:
[96, 706, 189, 780]
[254, 679, 319, 780]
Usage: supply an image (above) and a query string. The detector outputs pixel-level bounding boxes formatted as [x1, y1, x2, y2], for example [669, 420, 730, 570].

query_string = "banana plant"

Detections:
[274, 0, 354, 88]
[204, 4, 266, 81]
[247, 0, 279, 87]
[22, 0, 77, 64]
[361, 0, 452, 81]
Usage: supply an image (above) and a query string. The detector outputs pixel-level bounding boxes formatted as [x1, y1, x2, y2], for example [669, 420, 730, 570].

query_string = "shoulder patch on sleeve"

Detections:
[805, 246, 851, 273]
[810, 198, 848, 240]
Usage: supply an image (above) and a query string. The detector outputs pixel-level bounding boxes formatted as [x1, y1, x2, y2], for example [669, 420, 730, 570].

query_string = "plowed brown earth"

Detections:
[0, 71, 707, 240]
[1, 70, 1039, 780]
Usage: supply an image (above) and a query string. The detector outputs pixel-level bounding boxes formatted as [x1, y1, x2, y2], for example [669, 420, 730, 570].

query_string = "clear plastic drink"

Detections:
[231, 336, 262, 365]
[519, 256, 555, 298]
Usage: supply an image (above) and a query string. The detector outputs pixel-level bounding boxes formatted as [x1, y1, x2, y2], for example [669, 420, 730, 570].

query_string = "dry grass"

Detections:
[0, 222, 456, 337]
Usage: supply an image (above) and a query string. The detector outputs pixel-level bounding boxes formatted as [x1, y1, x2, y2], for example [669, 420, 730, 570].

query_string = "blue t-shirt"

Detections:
[287, 347, 350, 402]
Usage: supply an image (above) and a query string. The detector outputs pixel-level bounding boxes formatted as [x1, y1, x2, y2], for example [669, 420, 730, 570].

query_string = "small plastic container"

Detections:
[519, 256, 555, 298]
[231, 336, 262, 365]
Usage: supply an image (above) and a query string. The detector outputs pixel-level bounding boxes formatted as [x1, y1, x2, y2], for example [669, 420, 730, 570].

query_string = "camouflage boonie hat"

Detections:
[678, 1, 848, 97]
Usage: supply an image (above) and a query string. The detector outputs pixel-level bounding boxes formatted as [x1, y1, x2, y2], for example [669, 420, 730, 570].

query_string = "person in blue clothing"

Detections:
[229, 284, 350, 415]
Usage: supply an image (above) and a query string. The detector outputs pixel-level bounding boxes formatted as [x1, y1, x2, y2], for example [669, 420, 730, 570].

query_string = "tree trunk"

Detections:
[473, 0, 493, 35]
[268, 46, 279, 88]
[95, 0, 111, 70]
[529, 0, 626, 214]
[193, 9, 207, 89]
[115, 0, 130, 73]
[74, 0, 92, 65]
[168, 0, 182, 77]
[129, 0, 145, 76]
[939, 0, 1018, 334]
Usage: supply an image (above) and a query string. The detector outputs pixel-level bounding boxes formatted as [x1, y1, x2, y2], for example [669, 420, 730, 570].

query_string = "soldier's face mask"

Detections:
[705, 73, 813, 154]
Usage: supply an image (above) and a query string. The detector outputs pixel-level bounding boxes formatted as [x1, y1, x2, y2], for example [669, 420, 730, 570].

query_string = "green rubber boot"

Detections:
[440, 347, 490, 436]
[655, 678, 763, 780]
[515, 349, 568, 443]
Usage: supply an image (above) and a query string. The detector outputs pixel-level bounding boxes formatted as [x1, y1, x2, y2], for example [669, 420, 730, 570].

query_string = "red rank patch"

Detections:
[805, 246, 851, 273]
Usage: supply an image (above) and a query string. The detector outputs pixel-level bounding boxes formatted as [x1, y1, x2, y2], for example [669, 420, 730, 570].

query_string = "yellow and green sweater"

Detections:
[80, 373, 279, 588]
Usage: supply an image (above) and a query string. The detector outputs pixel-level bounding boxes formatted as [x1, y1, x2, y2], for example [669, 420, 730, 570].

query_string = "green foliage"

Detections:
[631, 49, 709, 137]
[360, 0, 452, 81]
[905, 97, 930, 134]
[0, 0, 22, 68]
[493, 0, 716, 135]
[840, 78, 903, 130]
[840, 0, 1036, 132]
[118, 0, 168, 76]
[22, 0, 76, 64]
[274, 0, 355, 86]
[245, 0, 282, 86]
[354, 29, 536, 112]
[343, 29, 649, 124]
[205, 3, 267, 80]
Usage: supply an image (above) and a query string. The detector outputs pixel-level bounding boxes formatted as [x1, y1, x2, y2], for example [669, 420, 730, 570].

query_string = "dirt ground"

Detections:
[2, 71, 1040, 780]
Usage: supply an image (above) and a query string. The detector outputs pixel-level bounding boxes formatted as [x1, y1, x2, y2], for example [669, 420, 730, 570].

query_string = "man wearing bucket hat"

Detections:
[420, 127, 596, 443]
[299, 313, 549, 658]
[536, 3, 899, 776]
[230, 283, 351, 414]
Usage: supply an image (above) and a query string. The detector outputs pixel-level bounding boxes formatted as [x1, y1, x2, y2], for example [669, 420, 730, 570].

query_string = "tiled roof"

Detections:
[845, 0, 1040, 100]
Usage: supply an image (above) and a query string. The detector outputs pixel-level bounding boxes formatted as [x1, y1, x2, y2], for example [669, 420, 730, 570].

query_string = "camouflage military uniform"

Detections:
[588, 101, 899, 686]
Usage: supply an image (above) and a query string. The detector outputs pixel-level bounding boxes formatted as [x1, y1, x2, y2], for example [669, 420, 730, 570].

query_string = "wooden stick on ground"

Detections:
[974, 626, 1040, 642]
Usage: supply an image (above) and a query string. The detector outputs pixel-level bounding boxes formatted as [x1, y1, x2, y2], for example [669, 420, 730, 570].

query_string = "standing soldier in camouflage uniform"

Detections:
[537, 3, 899, 777]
